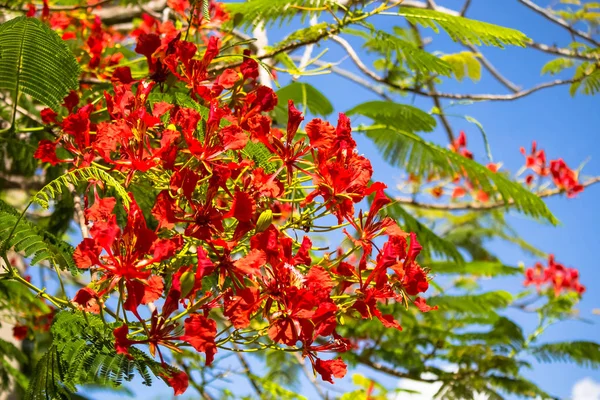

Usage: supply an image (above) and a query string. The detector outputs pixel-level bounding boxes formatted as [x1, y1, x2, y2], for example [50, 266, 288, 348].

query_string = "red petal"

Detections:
[314, 358, 347, 383]
[113, 324, 134, 355]
[179, 314, 217, 365]
[161, 369, 189, 396]
[414, 297, 438, 313]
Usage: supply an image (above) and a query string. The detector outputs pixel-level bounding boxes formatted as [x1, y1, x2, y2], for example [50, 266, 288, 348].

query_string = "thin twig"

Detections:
[233, 345, 263, 397]
[528, 41, 599, 61]
[292, 353, 327, 400]
[289, 55, 392, 100]
[517, 0, 600, 47]
[463, 43, 521, 93]
[394, 176, 600, 212]
[460, 0, 472, 16]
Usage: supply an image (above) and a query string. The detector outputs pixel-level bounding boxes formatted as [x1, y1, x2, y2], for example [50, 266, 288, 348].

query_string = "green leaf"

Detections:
[226, 0, 339, 29]
[355, 126, 557, 223]
[25, 346, 71, 400]
[531, 341, 600, 368]
[32, 167, 130, 210]
[428, 291, 513, 314]
[347, 101, 436, 133]
[0, 200, 76, 274]
[428, 260, 522, 277]
[398, 8, 530, 47]
[541, 57, 575, 75]
[360, 30, 453, 76]
[276, 81, 334, 117]
[441, 51, 482, 82]
[0, 16, 80, 122]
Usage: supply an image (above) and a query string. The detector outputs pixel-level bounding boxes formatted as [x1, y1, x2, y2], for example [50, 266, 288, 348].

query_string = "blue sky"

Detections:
[92, 1, 600, 398]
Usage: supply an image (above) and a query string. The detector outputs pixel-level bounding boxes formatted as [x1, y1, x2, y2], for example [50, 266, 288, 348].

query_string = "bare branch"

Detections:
[330, 35, 386, 82]
[463, 43, 521, 93]
[289, 56, 392, 100]
[233, 345, 263, 397]
[528, 41, 598, 61]
[356, 355, 439, 382]
[394, 176, 600, 212]
[395, 77, 578, 101]
[517, 0, 600, 47]
[292, 353, 327, 400]
[460, 0, 473, 16]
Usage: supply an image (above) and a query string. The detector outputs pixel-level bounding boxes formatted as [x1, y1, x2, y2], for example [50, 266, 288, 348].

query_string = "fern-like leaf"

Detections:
[25, 346, 71, 400]
[32, 167, 130, 210]
[0, 200, 76, 273]
[440, 51, 482, 82]
[530, 341, 600, 368]
[428, 260, 522, 277]
[226, 0, 338, 29]
[347, 101, 436, 133]
[398, 8, 529, 47]
[0, 16, 80, 119]
[361, 30, 453, 76]
[356, 125, 557, 223]
[428, 291, 513, 315]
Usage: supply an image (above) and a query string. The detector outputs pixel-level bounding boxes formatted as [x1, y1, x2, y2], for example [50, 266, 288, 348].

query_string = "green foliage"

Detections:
[32, 167, 130, 210]
[0, 16, 80, 119]
[541, 57, 576, 75]
[441, 51, 482, 82]
[26, 310, 173, 399]
[226, 0, 338, 29]
[398, 8, 530, 47]
[531, 341, 600, 368]
[25, 346, 71, 400]
[570, 63, 600, 95]
[355, 126, 556, 223]
[428, 291, 513, 315]
[0, 338, 29, 391]
[0, 200, 76, 273]
[275, 82, 334, 117]
[347, 101, 436, 133]
[428, 261, 522, 277]
[359, 29, 453, 77]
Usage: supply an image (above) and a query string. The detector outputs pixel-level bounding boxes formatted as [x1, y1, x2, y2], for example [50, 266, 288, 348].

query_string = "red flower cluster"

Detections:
[524, 255, 585, 296]
[32, 9, 435, 394]
[520, 141, 584, 197]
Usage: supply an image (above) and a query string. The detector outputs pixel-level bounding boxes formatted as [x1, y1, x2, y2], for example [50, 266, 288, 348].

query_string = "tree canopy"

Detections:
[0, 0, 599, 399]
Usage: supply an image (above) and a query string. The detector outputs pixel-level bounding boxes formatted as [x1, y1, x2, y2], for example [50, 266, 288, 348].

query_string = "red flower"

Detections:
[73, 195, 180, 315]
[113, 324, 136, 355]
[34, 140, 63, 166]
[450, 131, 473, 159]
[550, 159, 584, 198]
[414, 297, 438, 312]
[160, 368, 189, 396]
[314, 358, 347, 384]
[13, 325, 28, 340]
[179, 314, 217, 365]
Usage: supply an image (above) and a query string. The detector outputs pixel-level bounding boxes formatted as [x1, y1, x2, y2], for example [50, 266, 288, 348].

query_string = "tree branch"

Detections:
[356, 355, 439, 382]
[394, 176, 600, 212]
[517, 0, 600, 47]
[289, 56, 392, 100]
[463, 43, 521, 93]
[460, 0, 472, 16]
[528, 40, 599, 61]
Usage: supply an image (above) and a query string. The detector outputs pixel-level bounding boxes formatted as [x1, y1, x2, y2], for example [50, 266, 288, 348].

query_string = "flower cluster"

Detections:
[520, 141, 584, 198]
[400, 132, 586, 203]
[32, 9, 435, 395]
[524, 255, 585, 296]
